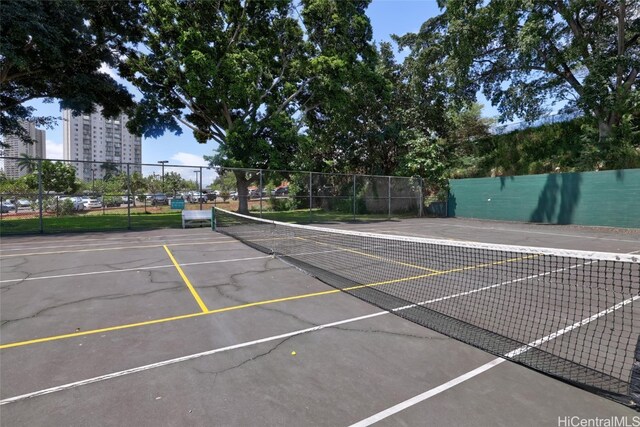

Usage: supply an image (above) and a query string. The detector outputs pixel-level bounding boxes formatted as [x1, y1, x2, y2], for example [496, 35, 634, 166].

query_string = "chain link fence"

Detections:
[215, 167, 447, 222]
[0, 157, 446, 235]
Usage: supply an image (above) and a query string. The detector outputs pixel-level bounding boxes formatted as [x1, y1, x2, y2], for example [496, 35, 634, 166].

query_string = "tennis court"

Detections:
[1, 215, 638, 426]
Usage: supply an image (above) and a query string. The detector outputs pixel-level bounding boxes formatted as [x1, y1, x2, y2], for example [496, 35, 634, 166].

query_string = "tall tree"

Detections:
[412, 0, 639, 141]
[100, 162, 120, 181]
[16, 153, 37, 173]
[163, 172, 184, 196]
[24, 161, 79, 193]
[127, 172, 146, 207]
[123, 0, 375, 213]
[0, 0, 143, 142]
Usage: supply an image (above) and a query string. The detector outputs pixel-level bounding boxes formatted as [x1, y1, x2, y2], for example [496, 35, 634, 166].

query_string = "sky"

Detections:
[23, 0, 500, 185]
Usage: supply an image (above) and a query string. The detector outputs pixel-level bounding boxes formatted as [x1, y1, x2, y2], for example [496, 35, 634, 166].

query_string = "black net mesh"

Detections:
[214, 208, 640, 407]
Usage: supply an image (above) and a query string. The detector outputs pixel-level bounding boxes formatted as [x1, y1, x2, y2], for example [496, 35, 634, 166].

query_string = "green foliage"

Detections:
[17, 154, 37, 174]
[211, 173, 237, 193]
[269, 196, 298, 212]
[411, 0, 639, 140]
[122, 0, 374, 213]
[127, 172, 146, 206]
[100, 162, 120, 181]
[24, 161, 79, 193]
[0, 0, 144, 141]
[163, 172, 184, 196]
[448, 116, 640, 178]
[43, 197, 75, 216]
[0, 176, 31, 195]
[398, 131, 447, 194]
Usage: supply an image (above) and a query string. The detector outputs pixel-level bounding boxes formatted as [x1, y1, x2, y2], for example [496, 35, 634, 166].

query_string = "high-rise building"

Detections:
[1, 121, 46, 179]
[62, 108, 142, 182]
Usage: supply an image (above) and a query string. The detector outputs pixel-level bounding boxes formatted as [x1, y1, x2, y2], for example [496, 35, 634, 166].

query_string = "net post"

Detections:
[37, 158, 43, 234]
[259, 169, 263, 218]
[388, 176, 391, 219]
[211, 207, 216, 231]
[631, 335, 640, 407]
[353, 174, 356, 221]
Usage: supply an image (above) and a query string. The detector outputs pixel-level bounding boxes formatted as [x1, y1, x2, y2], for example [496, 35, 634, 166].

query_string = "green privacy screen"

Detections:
[448, 168, 640, 229]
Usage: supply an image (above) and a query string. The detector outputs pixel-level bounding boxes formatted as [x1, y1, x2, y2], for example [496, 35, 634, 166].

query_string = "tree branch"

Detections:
[622, 68, 638, 92]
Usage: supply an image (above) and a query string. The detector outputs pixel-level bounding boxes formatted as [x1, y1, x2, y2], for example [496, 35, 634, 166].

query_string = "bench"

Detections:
[182, 209, 212, 229]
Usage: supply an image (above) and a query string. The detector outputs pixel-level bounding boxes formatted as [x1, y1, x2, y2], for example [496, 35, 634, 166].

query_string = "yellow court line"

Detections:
[0, 253, 538, 350]
[163, 245, 209, 313]
[0, 240, 236, 258]
[296, 236, 442, 273]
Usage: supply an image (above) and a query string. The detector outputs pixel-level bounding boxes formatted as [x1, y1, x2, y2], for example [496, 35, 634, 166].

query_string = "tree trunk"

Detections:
[234, 170, 250, 214]
[598, 120, 613, 143]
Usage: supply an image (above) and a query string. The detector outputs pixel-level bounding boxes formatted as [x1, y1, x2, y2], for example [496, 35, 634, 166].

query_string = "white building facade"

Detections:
[1, 121, 46, 179]
[62, 108, 142, 182]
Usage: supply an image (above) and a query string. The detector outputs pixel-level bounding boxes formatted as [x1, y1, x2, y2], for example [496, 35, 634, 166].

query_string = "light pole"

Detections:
[194, 170, 201, 208]
[193, 170, 200, 197]
[158, 160, 168, 193]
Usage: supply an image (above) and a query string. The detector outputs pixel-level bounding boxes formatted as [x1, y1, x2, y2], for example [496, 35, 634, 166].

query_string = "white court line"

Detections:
[0, 247, 374, 284]
[0, 311, 389, 405]
[0, 257, 610, 405]
[0, 235, 229, 252]
[349, 293, 640, 427]
[0, 243, 394, 284]
[0, 239, 238, 259]
[0, 255, 273, 284]
[0, 233, 215, 248]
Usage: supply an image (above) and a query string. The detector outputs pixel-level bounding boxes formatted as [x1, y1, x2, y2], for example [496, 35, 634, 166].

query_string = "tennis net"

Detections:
[214, 207, 640, 407]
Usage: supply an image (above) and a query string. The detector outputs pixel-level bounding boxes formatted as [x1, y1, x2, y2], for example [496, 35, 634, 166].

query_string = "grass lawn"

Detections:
[0, 205, 416, 235]
[0, 212, 182, 235]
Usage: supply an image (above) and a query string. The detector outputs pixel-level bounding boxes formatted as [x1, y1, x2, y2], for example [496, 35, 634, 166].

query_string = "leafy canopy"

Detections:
[0, 0, 144, 142]
[409, 0, 639, 138]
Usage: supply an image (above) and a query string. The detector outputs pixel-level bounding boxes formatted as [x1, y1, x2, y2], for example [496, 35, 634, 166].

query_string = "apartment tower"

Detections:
[1, 121, 46, 179]
[62, 108, 142, 182]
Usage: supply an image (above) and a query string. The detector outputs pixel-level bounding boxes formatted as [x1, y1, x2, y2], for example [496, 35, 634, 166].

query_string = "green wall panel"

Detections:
[448, 169, 640, 228]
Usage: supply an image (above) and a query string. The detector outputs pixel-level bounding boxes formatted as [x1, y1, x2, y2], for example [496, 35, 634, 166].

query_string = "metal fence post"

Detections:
[309, 172, 312, 222]
[38, 159, 43, 233]
[259, 169, 263, 218]
[419, 177, 424, 218]
[199, 166, 203, 210]
[127, 163, 131, 230]
[388, 176, 391, 219]
[353, 174, 356, 221]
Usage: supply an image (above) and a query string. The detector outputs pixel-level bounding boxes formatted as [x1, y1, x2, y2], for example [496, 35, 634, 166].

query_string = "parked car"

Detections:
[149, 193, 168, 206]
[82, 197, 102, 209]
[1, 201, 16, 213]
[187, 192, 206, 203]
[273, 186, 289, 196]
[101, 196, 123, 207]
[249, 189, 267, 199]
[60, 197, 85, 211]
[230, 191, 238, 200]
[16, 199, 32, 208]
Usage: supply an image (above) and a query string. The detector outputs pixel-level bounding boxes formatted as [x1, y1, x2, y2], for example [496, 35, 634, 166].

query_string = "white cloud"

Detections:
[170, 152, 208, 167]
[149, 152, 216, 188]
[46, 140, 63, 160]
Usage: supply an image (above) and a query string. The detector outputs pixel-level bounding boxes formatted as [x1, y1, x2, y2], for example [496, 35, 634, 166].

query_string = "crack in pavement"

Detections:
[0, 284, 184, 326]
[192, 336, 295, 376]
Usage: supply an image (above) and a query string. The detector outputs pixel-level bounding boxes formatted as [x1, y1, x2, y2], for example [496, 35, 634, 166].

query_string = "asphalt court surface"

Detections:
[1, 220, 638, 426]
